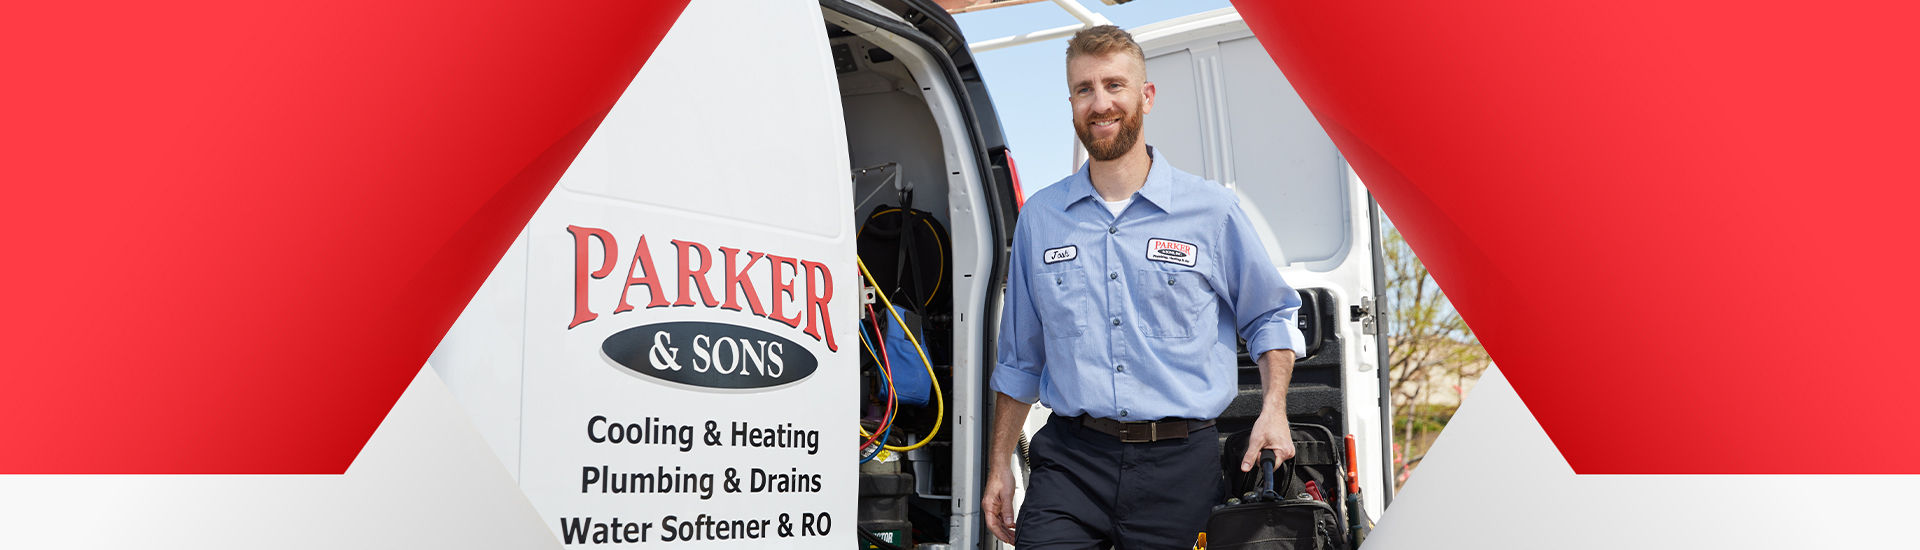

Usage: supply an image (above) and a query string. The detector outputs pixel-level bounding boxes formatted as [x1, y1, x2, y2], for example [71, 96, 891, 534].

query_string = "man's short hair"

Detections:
[1065, 25, 1145, 71]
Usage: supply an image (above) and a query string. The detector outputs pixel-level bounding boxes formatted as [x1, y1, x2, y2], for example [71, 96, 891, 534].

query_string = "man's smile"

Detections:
[1086, 112, 1124, 136]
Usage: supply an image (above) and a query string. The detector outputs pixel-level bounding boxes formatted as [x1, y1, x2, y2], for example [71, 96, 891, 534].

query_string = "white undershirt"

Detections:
[1102, 195, 1134, 218]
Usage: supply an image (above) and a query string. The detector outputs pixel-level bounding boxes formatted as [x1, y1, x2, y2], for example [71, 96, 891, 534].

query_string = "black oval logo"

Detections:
[602, 322, 819, 391]
[1160, 249, 1187, 258]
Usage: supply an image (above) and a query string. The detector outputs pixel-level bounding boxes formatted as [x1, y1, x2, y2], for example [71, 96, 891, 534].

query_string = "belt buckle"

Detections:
[1118, 422, 1157, 443]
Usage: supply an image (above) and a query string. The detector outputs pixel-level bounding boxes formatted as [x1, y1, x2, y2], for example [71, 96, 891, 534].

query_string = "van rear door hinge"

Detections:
[1350, 296, 1377, 335]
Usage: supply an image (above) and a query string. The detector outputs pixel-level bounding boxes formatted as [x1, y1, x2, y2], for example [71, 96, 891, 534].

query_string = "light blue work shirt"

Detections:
[991, 147, 1304, 421]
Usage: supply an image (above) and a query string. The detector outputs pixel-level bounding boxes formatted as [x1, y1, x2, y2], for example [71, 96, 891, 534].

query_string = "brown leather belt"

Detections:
[1067, 414, 1216, 443]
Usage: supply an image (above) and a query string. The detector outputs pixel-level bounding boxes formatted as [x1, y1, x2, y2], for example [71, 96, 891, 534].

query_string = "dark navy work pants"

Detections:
[1016, 414, 1223, 550]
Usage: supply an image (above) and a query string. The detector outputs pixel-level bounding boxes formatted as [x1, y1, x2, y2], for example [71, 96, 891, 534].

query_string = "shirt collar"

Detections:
[1062, 145, 1175, 214]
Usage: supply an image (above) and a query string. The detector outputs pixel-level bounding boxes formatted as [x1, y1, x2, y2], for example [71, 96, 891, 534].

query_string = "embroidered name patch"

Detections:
[1145, 238, 1197, 267]
[1043, 245, 1078, 264]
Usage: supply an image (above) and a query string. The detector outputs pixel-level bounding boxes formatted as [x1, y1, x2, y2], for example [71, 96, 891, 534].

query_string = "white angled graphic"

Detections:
[1367, 366, 1920, 549]
[0, 367, 560, 550]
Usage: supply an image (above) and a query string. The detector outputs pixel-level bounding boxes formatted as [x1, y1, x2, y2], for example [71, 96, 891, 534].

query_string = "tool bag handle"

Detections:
[1256, 449, 1295, 502]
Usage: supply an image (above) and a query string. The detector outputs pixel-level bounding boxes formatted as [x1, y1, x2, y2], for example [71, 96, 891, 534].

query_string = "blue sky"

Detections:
[951, 0, 1234, 198]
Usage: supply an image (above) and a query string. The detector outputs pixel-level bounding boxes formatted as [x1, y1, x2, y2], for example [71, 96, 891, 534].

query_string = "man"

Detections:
[981, 26, 1306, 549]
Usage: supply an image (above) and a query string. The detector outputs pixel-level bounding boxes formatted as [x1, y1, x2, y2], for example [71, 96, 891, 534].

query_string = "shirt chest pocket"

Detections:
[1032, 268, 1092, 339]
[1133, 269, 1215, 339]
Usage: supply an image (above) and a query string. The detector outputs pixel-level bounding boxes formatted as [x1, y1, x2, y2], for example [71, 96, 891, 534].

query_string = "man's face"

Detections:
[1068, 51, 1154, 162]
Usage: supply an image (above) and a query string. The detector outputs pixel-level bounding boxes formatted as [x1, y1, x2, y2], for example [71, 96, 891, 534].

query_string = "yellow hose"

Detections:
[856, 257, 944, 453]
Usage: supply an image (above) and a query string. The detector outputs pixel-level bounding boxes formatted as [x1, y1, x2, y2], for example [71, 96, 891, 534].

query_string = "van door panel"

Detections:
[433, 1, 860, 547]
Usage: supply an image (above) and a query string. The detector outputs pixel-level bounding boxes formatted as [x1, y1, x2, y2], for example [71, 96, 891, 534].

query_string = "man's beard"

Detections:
[1076, 106, 1144, 162]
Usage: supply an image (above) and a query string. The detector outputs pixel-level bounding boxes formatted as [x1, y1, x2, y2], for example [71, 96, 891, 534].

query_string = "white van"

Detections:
[428, 2, 1389, 548]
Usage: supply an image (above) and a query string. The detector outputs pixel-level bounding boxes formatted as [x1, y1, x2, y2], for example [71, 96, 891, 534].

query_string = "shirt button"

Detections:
[1055, 275, 1063, 285]
[1120, 409, 1130, 418]
[1116, 364, 1126, 373]
[1168, 278, 1177, 286]
[1108, 226, 1117, 234]
[1109, 272, 1118, 280]
[1111, 317, 1121, 326]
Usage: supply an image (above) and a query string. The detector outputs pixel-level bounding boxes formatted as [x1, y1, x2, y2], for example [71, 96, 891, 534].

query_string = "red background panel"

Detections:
[1237, 1, 1920, 473]
[0, 1, 688, 473]
[6, 0, 1916, 476]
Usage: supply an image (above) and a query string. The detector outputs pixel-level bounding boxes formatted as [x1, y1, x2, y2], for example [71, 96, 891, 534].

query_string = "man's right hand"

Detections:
[983, 392, 1032, 545]
[982, 465, 1017, 544]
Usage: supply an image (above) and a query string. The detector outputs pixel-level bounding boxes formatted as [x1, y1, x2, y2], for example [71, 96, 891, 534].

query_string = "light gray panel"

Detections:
[843, 90, 951, 228]
[1143, 50, 1207, 179]
[429, 229, 529, 479]
[0, 368, 563, 549]
[1362, 367, 1920, 549]
[1219, 36, 1349, 264]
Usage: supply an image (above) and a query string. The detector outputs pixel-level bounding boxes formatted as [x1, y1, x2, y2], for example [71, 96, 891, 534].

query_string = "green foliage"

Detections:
[1393, 404, 1454, 433]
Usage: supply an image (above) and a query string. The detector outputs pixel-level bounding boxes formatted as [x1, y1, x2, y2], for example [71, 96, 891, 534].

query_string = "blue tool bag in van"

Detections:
[880, 304, 933, 407]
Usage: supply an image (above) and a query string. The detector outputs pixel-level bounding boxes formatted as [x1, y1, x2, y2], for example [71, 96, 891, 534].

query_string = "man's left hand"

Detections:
[1243, 349, 1297, 471]
[1240, 411, 1295, 472]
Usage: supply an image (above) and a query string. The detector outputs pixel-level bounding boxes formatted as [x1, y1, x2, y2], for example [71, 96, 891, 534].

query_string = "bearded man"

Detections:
[980, 25, 1306, 549]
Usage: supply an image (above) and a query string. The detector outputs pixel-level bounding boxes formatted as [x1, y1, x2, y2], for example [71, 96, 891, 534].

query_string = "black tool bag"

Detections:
[1205, 448, 1341, 549]
[856, 201, 952, 364]
[1211, 424, 1357, 549]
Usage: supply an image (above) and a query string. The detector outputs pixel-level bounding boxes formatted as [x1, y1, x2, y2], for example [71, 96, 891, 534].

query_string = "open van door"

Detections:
[1123, 7, 1396, 519]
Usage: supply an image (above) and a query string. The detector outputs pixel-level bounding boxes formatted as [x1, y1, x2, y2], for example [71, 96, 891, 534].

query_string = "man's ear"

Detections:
[1142, 80, 1156, 116]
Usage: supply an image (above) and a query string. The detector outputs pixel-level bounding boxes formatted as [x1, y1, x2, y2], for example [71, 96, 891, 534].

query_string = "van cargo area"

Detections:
[826, 6, 1000, 547]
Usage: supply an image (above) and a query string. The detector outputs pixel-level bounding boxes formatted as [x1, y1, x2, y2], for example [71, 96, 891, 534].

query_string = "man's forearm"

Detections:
[1257, 349, 1296, 413]
[989, 391, 1032, 472]
[1241, 349, 1300, 467]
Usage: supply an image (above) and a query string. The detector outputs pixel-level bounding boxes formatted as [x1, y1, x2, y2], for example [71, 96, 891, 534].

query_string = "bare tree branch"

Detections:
[1383, 226, 1490, 490]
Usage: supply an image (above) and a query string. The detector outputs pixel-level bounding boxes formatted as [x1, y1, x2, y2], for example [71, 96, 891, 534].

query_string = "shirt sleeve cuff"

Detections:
[989, 363, 1041, 404]
[1246, 319, 1306, 359]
